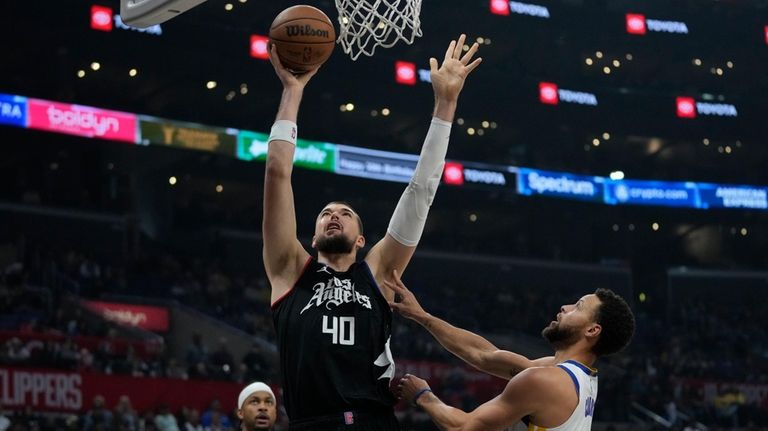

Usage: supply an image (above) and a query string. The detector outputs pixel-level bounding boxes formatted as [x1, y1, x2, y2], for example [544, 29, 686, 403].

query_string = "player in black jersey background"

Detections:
[261, 35, 482, 430]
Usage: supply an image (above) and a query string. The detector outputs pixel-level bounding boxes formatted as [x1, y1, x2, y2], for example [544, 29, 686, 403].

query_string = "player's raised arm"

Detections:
[383, 274, 554, 379]
[399, 371, 551, 431]
[262, 45, 315, 302]
[366, 34, 482, 295]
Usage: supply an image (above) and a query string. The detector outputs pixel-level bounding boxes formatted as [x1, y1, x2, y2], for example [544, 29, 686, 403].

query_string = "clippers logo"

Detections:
[395, 61, 417, 85]
[250, 35, 270, 59]
[443, 162, 465, 185]
[91, 5, 113, 31]
[539, 82, 598, 106]
[676, 97, 738, 119]
[626, 13, 689, 35]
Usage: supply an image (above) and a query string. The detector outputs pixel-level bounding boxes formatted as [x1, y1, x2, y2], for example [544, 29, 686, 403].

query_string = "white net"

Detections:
[335, 0, 423, 60]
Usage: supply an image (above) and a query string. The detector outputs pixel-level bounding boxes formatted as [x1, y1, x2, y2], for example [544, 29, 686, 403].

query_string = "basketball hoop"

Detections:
[120, 0, 208, 28]
[335, 0, 423, 61]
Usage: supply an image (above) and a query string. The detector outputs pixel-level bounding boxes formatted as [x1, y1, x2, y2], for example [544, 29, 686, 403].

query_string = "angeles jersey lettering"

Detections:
[272, 258, 396, 421]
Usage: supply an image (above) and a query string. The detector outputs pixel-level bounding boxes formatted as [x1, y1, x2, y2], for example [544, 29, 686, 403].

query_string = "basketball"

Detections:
[269, 5, 336, 73]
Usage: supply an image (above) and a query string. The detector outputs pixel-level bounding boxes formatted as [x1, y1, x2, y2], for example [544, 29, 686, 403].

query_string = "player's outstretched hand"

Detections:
[430, 34, 482, 103]
[398, 374, 431, 406]
[383, 270, 428, 322]
[268, 44, 319, 90]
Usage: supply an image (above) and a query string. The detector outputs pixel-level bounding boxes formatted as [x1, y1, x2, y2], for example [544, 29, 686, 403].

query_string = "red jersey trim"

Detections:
[271, 256, 313, 309]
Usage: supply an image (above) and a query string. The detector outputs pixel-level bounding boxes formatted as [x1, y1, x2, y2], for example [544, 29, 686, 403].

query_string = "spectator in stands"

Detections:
[236, 382, 277, 431]
[209, 338, 234, 380]
[113, 395, 138, 431]
[83, 395, 114, 431]
[0, 404, 10, 431]
[205, 411, 233, 431]
[154, 404, 180, 431]
[185, 333, 207, 375]
[240, 344, 270, 383]
[182, 409, 204, 431]
[165, 358, 189, 380]
[201, 400, 232, 429]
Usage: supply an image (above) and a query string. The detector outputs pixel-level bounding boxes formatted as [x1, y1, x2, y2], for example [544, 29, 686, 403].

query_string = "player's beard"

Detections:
[316, 233, 355, 254]
[541, 321, 581, 350]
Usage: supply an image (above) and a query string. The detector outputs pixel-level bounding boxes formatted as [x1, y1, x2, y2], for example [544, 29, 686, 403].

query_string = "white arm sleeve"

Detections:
[387, 117, 452, 246]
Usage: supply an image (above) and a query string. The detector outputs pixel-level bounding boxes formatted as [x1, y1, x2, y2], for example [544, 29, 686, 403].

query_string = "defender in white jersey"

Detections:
[383, 276, 634, 431]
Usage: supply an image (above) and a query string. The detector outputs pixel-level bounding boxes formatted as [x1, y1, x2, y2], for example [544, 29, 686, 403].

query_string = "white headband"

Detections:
[238, 382, 276, 409]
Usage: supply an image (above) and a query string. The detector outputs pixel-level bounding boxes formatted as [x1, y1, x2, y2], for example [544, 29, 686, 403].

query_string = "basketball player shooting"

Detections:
[263, 34, 481, 430]
[383, 276, 635, 431]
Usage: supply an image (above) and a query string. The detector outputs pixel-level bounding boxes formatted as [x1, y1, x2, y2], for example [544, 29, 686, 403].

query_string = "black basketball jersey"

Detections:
[272, 258, 396, 421]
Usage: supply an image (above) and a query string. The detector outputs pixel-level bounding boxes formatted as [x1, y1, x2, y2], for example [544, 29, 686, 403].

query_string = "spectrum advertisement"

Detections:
[517, 169, 604, 202]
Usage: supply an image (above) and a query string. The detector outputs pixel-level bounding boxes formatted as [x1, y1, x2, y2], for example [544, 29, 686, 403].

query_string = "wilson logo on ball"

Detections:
[285, 25, 330, 38]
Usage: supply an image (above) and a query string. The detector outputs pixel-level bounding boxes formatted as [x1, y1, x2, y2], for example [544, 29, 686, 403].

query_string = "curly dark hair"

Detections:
[591, 288, 635, 356]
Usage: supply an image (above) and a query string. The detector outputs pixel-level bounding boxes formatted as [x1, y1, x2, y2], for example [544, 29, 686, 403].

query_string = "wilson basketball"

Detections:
[269, 5, 336, 73]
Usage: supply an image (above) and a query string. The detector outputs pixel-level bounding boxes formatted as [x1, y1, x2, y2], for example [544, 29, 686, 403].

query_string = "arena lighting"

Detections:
[381, 108, 390, 116]
[206, 81, 217, 90]
[91, 5, 114, 31]
[77, 70, 86, 78]
[129, 68, 138, 77]
[250, 35, 270, 59]
[765, 25, 768, 45]
[90, 62, 101, 71]
[610, 171, 625, 180]
[168, 176, 177, 185]
[224, 3, 233, 11]
[395, 61, 417, 85]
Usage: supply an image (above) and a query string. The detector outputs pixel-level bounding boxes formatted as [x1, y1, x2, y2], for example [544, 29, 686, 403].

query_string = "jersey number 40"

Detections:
[322, 315, 355, 345]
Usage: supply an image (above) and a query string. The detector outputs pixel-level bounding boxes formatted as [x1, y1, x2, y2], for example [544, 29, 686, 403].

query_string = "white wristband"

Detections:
[268, 120, 298, 146]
